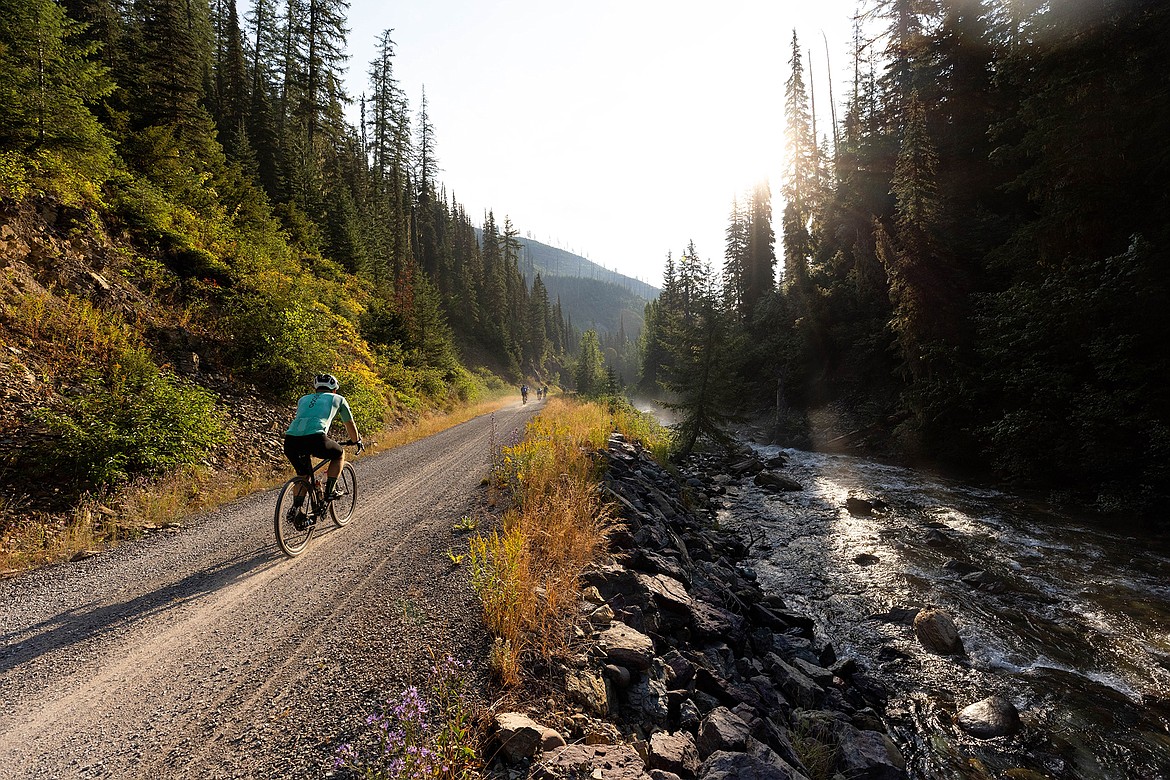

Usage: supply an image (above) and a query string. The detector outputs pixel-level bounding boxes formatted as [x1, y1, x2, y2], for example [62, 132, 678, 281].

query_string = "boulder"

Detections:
[923, 529, 951, 547]
[627, 676, 671, 726]
[754, 472, 803, 492]
[913, 608, 964, 655]
[696, 706, 751, 759]
[854, 553, 881, 566]
[728, 456, 765, 476]
[589, 602, 616, 624]
[598, 621, 656, 670]
[698, 749, 806, 780]
[790, 657, 835, 687]
[496, 712, 553, 762]
[960, 570, 1008, 595]
[836, 728, 908, 779]
[648, 731, 701, 778]
[846, 496, 875, 515]
[956, 696, 1021, 738]
[533, 742, 648, 780]
[566, 669, 609, 717]
[605, 663, 633, 689]
[867, 606, 920, 626]
[679, 697, 702, 730]
[764, 654, 823, 709]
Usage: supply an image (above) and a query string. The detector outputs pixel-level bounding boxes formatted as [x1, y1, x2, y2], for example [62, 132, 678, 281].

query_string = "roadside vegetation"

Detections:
[334, 395, 668, 777]
[470, 396, 669, 685]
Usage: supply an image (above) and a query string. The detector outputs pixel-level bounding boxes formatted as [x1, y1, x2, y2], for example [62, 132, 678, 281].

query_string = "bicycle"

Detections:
[273, 440, 359, 557]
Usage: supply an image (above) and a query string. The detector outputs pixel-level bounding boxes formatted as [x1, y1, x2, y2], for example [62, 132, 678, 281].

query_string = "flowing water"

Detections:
[715, 447, 1170, 780]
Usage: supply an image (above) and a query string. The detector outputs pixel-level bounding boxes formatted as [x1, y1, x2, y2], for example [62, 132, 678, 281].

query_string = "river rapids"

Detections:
[715, 446, 1170, 780]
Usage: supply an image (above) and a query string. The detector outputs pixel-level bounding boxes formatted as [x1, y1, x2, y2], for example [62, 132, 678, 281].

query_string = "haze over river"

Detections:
[718, 446, 1170, 780]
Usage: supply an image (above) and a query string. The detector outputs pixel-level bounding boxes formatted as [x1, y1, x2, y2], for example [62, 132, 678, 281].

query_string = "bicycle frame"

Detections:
[290, 457, 334, 516]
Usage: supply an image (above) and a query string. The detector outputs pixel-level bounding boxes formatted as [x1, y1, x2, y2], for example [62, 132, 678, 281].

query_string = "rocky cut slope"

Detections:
[0, 198, 287, 547]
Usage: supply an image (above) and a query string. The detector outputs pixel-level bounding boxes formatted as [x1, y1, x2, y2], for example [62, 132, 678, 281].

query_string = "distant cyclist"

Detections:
[283, 374, 363, 520]
[521, 384, 529, 404]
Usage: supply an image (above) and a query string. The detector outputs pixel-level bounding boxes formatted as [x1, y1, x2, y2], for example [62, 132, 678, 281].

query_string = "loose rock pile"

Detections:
[493, 434, 909, 780]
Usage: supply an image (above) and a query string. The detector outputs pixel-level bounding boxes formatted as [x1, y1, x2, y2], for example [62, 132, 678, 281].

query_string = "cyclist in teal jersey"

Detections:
[282, 374, 363, 518]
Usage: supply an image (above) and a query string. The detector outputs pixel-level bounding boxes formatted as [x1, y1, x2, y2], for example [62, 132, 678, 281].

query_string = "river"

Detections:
[714, 446, 1170, 780]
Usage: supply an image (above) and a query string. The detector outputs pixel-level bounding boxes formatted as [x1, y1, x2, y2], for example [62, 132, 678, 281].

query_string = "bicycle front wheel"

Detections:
[330, 463, 358, 527]
[274, 478, 315, 557]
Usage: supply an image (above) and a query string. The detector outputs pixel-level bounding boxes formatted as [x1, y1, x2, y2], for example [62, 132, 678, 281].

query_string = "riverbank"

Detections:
[484, 433, 909, 780]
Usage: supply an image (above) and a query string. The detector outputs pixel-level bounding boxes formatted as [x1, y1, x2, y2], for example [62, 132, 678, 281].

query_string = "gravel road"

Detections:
[0, 400, 540, 779]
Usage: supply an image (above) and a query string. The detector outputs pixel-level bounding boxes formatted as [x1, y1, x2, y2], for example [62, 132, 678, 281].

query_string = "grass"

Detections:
[468, 396, 669, 686]
[791, 718, 840, 780]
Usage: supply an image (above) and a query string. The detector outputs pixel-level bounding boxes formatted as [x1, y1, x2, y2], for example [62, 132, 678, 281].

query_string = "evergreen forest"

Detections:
[641, 0, 1169, 513]
[0, 0, 591, 495]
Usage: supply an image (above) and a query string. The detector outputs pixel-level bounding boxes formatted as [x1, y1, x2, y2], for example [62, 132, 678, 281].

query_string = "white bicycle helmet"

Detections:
[314, 373, 340, 392]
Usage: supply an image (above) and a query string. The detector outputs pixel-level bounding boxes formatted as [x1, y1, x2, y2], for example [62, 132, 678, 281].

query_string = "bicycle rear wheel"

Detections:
[274, 477, 315, 557]
[330, 463, 357, 527]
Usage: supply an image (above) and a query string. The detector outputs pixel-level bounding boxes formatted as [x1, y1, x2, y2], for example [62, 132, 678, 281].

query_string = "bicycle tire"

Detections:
[330, 462, 357, 527]
[274, 477, 315, 557]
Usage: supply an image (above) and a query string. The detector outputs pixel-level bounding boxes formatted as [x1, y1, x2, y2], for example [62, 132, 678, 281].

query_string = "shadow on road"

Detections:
[0, 545, 281, 675]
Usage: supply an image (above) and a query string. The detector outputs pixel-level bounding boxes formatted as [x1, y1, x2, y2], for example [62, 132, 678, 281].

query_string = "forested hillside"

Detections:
[644, 0, 1169, 512]
[514, 235, 655, 339]
[0, 0, 575, 525]
[514, 236, 659, 301]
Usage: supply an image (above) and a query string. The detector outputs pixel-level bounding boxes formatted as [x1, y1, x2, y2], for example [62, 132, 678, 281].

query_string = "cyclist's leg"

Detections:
[310, 435, 345, 499]
[282, 436, 313, 506]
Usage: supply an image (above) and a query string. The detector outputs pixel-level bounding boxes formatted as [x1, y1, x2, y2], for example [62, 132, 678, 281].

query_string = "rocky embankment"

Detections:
[489, 434, 910, 780]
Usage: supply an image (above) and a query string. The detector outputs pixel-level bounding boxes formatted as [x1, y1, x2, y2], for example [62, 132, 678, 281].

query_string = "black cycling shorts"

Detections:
[283, 433, 343, 476]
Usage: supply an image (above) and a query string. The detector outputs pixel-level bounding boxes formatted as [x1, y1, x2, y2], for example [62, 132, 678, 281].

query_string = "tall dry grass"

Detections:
[469, 396, 668, 685]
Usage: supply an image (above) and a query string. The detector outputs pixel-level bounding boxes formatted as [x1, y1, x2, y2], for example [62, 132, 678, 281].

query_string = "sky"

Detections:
[343, 0, 864, 289]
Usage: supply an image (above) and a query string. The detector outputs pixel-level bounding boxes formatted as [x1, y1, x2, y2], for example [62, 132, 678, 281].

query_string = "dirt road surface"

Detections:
[0, 401, 540, 779]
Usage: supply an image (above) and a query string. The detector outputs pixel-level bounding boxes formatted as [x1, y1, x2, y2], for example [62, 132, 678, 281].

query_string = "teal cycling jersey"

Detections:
[285, 391, 354, 437]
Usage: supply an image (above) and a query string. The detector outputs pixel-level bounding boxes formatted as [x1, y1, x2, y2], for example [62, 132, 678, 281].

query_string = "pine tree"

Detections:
[525, 273, 550, 374]
[0, 0, 115, 182]
[574, 329, 605, 397]
[781, 31, 815, 302]
[745, 181, 776, 317]
[410, 88, 444, 291]
[128, 0, 214, 141]
[215, 0, 250, 158]
[658, 252, 739, 458]
[59, 0, 129, 134]
[722, 196, 748, 317]
[244, 0, 285, 197]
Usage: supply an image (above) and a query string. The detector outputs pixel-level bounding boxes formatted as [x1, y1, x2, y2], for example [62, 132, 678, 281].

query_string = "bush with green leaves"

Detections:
[335, 365, 390, 434]
[38, 347, 229, 487]
[223, 280, 335, 399]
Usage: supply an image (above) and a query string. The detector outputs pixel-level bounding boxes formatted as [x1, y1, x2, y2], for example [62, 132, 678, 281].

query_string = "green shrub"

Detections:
[0, 151, 30, 200]
[37, 347, 229, 487]
[223, 282, 335, 398]
[334, 365, 390, 434]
